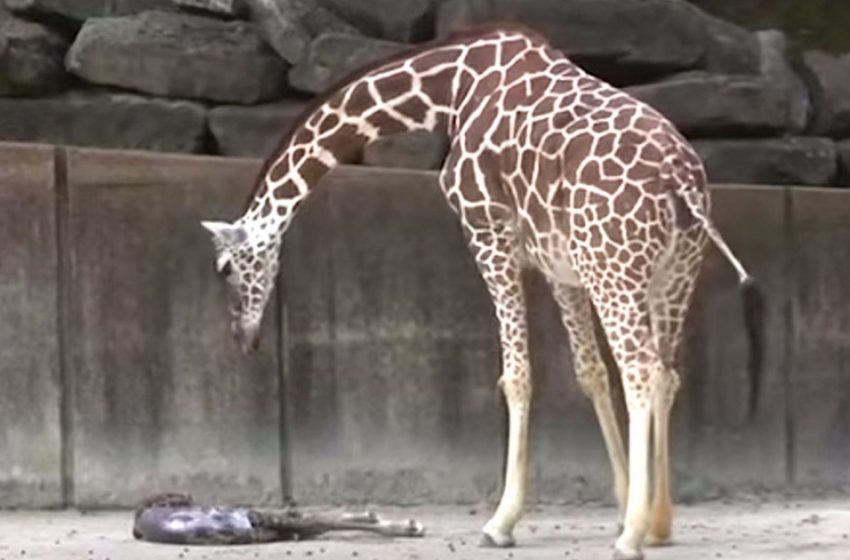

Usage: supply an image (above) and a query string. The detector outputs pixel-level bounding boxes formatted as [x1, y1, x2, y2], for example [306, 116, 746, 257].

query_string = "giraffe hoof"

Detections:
[645, 532, 673, 547]
[406, 520, 426, 538]
[479, 529, 515, 548]
[612, 548, 644, 560]
[614, 534, 644, 560]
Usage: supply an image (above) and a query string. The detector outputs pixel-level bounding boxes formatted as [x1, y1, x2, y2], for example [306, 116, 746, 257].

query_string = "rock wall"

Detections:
[2, 0, 850, 186]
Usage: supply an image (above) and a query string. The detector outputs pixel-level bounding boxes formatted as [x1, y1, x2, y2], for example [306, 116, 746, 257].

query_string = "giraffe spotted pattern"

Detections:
[202, 25, 757, 560]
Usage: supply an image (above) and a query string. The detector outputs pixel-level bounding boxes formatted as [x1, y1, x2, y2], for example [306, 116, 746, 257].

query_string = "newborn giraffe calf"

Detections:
[133, 493, 425, 545]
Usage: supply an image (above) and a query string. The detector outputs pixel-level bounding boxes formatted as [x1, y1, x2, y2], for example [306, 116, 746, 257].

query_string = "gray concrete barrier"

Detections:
[788, 189, 850, 491]
[0, 142, 848, 507]
[281, 166, 503, 505]
[0, 143, 62, 507]
[63, 148, 281, 507]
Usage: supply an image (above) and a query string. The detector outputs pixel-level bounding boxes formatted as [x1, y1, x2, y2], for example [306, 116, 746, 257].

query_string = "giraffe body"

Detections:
[202, 25, 760, 560]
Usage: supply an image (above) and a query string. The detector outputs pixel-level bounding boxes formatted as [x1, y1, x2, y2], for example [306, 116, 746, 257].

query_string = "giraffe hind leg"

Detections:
[573, 254, 664, 560]
[549, 283, 628, 524]
[601, 306, 661, 560]
[645, 231, 703, 547]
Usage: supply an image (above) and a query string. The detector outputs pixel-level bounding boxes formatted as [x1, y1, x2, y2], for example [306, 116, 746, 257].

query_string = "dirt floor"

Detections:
[0, 499, 848, 560]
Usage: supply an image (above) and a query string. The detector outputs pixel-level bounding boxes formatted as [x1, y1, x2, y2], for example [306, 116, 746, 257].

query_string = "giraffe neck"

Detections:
[236, 28, 557, 245]
[239, 58, 456, 243]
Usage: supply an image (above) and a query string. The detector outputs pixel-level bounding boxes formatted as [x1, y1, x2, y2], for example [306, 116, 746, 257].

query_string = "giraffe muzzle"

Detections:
[232, 319, 261, 354]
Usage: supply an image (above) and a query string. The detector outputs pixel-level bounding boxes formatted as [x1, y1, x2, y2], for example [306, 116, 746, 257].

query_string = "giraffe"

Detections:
[201, 24, 763, 560]
[133, 493, 425, 544]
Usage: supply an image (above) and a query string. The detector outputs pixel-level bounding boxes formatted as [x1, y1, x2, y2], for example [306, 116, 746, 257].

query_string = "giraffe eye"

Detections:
[220, 261, 233, 277]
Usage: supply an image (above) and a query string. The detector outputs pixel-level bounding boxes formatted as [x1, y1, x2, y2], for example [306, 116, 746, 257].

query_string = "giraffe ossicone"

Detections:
[202, 24, 763, 560]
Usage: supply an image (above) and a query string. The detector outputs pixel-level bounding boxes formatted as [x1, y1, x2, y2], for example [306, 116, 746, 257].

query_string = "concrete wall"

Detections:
[63, 149, 282, 507]
[0, 144, 62, 507]
[0, 141, 847, 508]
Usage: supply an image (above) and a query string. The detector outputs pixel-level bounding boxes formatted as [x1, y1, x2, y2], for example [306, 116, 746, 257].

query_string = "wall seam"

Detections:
[782, 186, 796, 487]
[276, 278, 293, 503]
[54, 146, 74, 508]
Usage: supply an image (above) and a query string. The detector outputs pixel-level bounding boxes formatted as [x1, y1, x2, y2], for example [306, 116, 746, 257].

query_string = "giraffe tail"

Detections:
[674, 186, 765, 421]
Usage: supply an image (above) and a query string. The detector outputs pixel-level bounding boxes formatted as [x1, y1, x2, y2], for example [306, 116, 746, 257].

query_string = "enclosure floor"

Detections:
[0, 499, 848, 560]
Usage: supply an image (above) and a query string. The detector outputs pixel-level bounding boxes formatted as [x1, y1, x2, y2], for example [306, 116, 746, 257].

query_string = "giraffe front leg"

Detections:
[481, 372, 531, 548]
[464, 227, 530, 548]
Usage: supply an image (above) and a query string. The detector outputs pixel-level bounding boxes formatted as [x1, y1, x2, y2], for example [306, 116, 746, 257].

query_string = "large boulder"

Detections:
[5, 0, 175, 23]
[756, 30, 810, 134]
[436, 0, 759, 85]
[65, 11, 288, 104]
[243, 0, 360, 65]
[0, 15, 69, 95]
[209, 99, 310, 158]
[693, 138, 837, 186]
[627, 29, 811, 138]
[363, 130, 449, 170]
[288, 33, 406, 94]
[797, 50, 850, 138]
[318, 0, 435, 43]
[0, 90, 206, 153]
[699, 11, 761, 75]
[627, 72, 790, 137]
[435, 0, 490, 39]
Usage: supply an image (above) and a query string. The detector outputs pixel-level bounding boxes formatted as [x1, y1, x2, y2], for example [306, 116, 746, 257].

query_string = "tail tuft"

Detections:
[740, 277, 765, 420]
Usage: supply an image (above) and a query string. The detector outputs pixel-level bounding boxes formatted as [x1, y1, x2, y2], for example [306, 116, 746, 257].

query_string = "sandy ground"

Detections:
[0, 499, 848, 560]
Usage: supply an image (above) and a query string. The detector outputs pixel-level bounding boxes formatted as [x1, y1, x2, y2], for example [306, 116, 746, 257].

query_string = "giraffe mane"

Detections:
[243, 22, 549, 213]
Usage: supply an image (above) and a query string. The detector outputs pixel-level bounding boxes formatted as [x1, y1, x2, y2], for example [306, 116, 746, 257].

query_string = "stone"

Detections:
[798, 50, 850, 138]
[0, 15, 69, 95]
[836, 140, 850, 187]
[756, 30, 810, 134]
[5, 0, 175, 23]
[288, 33, 406, 94]
[627, 72, 790, 137]
[436, 0, 759, 85]
[295, 0, 360, 38]
[243, 0, 310, 65]
[363, 130, 449, 170]
[318, 0, 435, 43]
[628, 29, 811, 138]
[65, 11, 287, 104]
[243, 0, 360, 66]
[700, 10, 761, 75]
[693, 138, 837, 186]
[209, 99, 310, 158]
[0, 90, 206, 153]
[435, 0, 491, 39]
[173, 0, 248, 18]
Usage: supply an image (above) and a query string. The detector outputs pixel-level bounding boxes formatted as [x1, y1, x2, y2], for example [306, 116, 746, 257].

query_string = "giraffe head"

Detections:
[201, 220, 279, 353]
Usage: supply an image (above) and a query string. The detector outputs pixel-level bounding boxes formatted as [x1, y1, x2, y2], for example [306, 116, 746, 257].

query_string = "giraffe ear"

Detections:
[201, 220, 248, 247]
